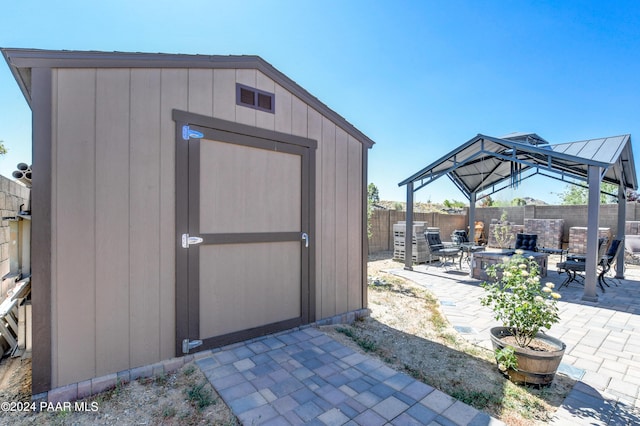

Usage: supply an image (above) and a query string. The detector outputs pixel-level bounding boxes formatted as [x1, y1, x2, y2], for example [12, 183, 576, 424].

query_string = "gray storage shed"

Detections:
[2, 48, 374, 394]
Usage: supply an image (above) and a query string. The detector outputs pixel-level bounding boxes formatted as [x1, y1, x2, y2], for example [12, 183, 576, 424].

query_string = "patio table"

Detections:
[538, 247, 567, 262]
[458, 242, 485, 269]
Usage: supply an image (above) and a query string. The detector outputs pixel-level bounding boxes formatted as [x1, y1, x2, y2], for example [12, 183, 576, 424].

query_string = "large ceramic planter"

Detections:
[490, 326, 565, 386]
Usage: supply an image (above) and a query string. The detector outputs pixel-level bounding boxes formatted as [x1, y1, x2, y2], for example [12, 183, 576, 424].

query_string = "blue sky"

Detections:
[1, 0, 639, 204]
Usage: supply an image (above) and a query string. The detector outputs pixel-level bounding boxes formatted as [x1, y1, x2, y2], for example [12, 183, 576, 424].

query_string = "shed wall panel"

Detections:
[212, 69, 236, 121]
[95, 69, 131, 376]
[187, 69, 213, 117]
[275, 83, 292, 134]
[307, 108, 323, 318]
[50, 70, 59, 387]
[347, 136, 363, 311]
[320, 117, 336, 318]
[159, 69, 188, 359]
[129, 69, 162, 367]
[291, 96, 308, 138]
[54, 69, 97, 385]
[256, 71, 275, 131]
[334, 128, 349, 314]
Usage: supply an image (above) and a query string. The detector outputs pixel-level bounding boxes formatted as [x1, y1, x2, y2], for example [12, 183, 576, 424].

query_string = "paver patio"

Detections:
[390, 256, 640, 425]
[194, 254, 640, 425]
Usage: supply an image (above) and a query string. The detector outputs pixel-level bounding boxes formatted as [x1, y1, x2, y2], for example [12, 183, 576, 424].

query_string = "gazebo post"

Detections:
[468, 192, 476, 243]
[404, 182, 414, 271]
[616, 183, 626, 278]
[583, 165, 601, 302]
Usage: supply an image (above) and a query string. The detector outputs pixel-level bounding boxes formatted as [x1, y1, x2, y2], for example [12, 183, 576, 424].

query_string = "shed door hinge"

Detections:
[182, 125, 204, 141]
[182, 339, 203, 354]
[181, 233, 204, 248]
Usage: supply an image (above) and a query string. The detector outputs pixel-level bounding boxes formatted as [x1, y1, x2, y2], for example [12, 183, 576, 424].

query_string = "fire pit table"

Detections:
[470, 251, 548, 281]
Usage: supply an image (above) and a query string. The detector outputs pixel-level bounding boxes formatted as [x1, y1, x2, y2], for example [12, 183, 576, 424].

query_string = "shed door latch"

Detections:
[182, 338, 203, 354]
[182, 125, 204, 141]
[182, 234, 204, 248]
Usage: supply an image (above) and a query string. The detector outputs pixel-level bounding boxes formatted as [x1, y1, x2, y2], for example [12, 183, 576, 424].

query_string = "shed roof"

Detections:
[1, 48, 375, 148]
[399, 133, 637, 198]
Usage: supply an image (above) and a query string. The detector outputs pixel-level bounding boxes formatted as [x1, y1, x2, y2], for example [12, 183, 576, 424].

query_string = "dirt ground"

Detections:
[0, 357, 238, 425]
[0, 252, 584, 425]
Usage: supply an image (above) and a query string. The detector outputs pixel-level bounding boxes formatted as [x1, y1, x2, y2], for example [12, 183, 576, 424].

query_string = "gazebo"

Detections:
[398, 132, 637, 302]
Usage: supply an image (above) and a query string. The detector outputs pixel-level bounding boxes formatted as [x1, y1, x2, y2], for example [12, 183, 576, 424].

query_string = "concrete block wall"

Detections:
[474, 206, 524, 229]
[568, 227, 612, 254]
[524, 219, 564, 249]
[0, 174, 30, 298]
[474, 204, 640, 245]
[625, 221, 640, 235]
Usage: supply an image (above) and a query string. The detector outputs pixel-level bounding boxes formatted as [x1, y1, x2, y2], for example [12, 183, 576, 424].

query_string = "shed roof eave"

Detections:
[0, 47, 375, 148]
[1, 49, 32, 107]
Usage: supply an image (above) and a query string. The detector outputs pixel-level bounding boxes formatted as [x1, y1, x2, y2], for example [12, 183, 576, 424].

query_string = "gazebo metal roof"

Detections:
[398, 132, 637, 304]
[398, 133, 636, 200]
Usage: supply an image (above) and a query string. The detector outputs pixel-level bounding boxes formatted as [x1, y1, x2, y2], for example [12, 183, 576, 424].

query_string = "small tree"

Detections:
[367, 183, 380, 205]
[367, 183, 380, 238]
[493, 210, 514, 249]
[479, 195, 494, 207]
[560, 182, 618, 205]
[0, 140, 7, 156]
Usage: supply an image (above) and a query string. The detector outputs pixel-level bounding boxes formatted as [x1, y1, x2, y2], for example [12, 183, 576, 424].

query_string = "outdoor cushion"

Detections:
[425, 231, 445, 251]
[515, 233, 537, 251]
[451, 230, 469, 244]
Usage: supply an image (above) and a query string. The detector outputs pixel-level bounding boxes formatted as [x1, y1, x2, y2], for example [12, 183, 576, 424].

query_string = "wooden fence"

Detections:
[368, 210, 467, 253]
[368, 203, 640, 253]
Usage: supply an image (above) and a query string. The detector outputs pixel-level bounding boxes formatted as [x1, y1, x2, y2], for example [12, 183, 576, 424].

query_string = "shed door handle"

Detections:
[301, 232, 309, 248]
[181, 234, 203, 248]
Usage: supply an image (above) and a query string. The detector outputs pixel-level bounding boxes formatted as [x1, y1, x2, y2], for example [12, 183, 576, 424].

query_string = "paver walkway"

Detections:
[194, 256, 640, 425]
[390, 259, 640, 426]
[195, 327, 502, 425]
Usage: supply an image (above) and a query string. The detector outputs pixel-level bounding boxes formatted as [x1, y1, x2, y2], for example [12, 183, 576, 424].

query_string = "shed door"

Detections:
[175, 119, 312, 354]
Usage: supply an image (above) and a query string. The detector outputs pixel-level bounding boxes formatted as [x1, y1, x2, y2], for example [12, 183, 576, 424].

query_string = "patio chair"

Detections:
[425, 231, 460, 268]
[451, 229, 485, 268]
[557, 237, 608, 292]
[514, 233, 538, 252]
[598, 239, 623, 288]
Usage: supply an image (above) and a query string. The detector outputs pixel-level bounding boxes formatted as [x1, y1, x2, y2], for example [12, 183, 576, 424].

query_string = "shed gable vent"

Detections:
[236, 83, 275, 113]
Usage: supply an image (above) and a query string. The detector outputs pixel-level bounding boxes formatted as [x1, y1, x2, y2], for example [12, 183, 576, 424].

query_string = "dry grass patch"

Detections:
[0, 359, 238, 426]
[322, 253, 574, 425]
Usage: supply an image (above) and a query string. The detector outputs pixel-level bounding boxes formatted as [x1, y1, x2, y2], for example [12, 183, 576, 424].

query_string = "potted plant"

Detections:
[481, 249, 565, 386]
